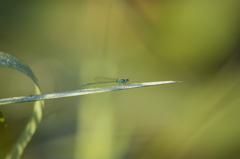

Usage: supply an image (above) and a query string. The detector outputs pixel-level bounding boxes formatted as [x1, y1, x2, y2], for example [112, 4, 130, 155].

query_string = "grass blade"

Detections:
[0, 81, 182, 105]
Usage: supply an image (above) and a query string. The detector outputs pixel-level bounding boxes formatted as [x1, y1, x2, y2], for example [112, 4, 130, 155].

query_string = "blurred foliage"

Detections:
[0, 0, 240, 159]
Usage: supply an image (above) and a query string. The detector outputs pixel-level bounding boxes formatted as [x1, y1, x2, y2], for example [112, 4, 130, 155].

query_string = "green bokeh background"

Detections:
[0, 0, 240, 159]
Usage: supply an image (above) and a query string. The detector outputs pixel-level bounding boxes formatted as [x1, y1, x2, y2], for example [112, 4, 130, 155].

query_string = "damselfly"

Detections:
[82, 77, 129, 86]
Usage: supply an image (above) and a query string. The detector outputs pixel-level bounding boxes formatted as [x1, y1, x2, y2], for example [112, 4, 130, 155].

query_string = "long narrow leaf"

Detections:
[0, 81, 182, 105]
[0, 52, 44, 159]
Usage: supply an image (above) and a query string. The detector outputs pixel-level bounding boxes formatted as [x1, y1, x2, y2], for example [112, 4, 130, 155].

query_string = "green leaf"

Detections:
[0, 81, 182, 105]
[0, 52, 38, 85]
[0, 52, 44, 159]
